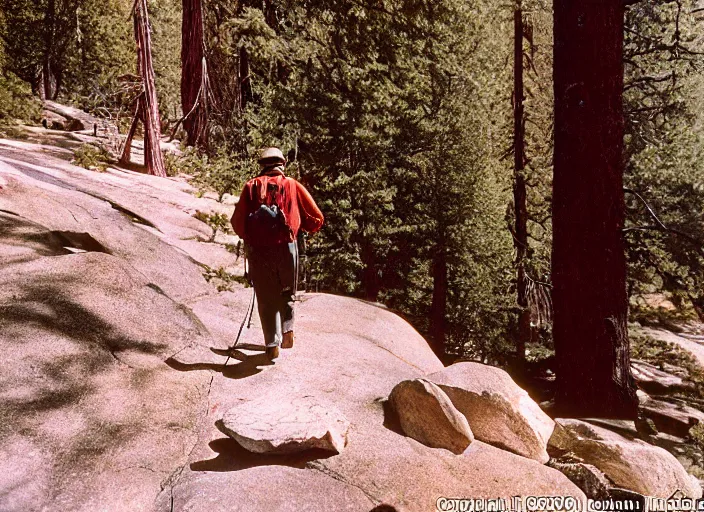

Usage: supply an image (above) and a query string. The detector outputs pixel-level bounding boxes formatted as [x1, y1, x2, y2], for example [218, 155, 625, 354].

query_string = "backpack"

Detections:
[245, 179, 292, 247]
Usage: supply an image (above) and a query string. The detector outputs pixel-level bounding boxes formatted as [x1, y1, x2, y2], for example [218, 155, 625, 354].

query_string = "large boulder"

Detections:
[428, 362, 555, 462]
[549, 418, 702, 498]
[41, 109, 68, 130]
[388, 378, 474, 454]
[219, 393, 350, 454]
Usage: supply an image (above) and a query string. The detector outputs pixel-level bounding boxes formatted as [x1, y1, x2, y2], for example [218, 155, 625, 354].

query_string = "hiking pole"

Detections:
[223, 256, 257, 367]
[223, 284, 256, 367]
[244, 250, 256, 328]
[246, 287, 256, 328]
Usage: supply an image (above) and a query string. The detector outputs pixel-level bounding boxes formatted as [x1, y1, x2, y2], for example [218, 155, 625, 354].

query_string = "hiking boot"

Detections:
[282, 331, 295, 349]
[266, 345, 280, 360]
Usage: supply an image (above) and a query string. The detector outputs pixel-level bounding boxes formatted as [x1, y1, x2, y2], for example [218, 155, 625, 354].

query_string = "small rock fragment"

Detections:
[220, 393, 350, 454]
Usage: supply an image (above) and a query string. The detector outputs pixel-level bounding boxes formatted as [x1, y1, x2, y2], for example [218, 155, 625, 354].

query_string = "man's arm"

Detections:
[296, 181, 324, 233]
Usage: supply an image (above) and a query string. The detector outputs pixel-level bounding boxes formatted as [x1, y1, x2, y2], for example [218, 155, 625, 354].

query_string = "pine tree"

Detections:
[121, 0, 166, 177]
[552, 0, 638, 418]
[180, 0, 210, 148]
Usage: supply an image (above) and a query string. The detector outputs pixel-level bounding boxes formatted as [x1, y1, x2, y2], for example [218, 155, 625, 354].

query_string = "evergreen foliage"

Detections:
[0, 0, 702, 359]
[0, 72, 42, 124]
[623, 0, 704, 318]
[226, 0, 517, 358]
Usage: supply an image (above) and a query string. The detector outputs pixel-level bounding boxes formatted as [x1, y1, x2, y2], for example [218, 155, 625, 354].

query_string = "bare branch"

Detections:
[623, 188, 704, 257]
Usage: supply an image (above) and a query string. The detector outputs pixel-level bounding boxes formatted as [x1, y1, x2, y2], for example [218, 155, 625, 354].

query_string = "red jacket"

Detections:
[231, 168, 324, 242]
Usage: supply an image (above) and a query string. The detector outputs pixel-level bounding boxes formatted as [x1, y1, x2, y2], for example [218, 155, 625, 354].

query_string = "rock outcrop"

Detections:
[640, 395, 704, 438]
[428, 362, 555, 462]
[41, 109, 68, 131]
[0, 137, 587, 511]
[631, 360, 694, 395]
[388, 378, 474, 454]
[0, 251, 212, 511]
[43, 100, 99, 132]
[549, 418, 702, 498]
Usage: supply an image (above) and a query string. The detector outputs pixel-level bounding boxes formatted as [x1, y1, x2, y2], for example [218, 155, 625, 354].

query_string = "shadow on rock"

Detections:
[381, 398, 404, 436]
[166, 349, 273, 380]
[189, 437, 336, 472]
[210, 344, 265, 357]
[0, 154, 77, 191]
[1, 284, 169, 361]
[1, 213, 72, 258]
[0, 283, 171, 439]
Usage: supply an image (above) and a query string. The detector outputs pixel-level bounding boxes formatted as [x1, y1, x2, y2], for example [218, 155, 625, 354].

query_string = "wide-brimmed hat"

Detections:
[258, 147, 286, 166]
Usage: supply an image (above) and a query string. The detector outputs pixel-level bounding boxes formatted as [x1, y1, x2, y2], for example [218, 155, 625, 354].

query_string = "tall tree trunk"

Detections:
[513, 0, 530, 371]
[360, 240, 381, 302]
[429, 244, 448, 359]
[552, 0, 638, 418]
[52, 68, 62, 101]
[120, 95, 144, 165]
[181, 0, 209, 148]
[239, 46, 252, 112]
[42, 0, 56, 100]
[263, 0, 277, 27]
[132, 0, 166, 177]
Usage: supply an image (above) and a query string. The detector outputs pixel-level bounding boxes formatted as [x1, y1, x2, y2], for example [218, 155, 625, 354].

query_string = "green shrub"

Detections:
[0, 72, 41, 126]
[193, 211, 232, 234]
[202, 266, 249, 291]
[72, 144, 113, 172]
[165, 146, 253, 200]
[690, 423, 704, 449]
[164, 147, 204, 178]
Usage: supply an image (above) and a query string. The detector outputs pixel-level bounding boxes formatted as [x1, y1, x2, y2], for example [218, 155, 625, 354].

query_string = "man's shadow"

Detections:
[166, 344, 273, 380]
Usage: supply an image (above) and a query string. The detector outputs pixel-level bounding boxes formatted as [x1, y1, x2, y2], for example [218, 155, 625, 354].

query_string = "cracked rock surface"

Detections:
[0, 136, 585, 512]
[0, 139, 225, 511]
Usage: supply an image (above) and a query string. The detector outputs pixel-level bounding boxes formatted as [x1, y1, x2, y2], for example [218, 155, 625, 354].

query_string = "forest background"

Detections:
[0, 0, 703, 367]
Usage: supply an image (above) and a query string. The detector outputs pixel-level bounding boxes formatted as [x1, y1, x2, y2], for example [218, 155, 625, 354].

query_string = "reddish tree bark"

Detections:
[123, 0, 166, 177]
[120, 94, 144, 165]
[552, 0, 638, 418]
[181, 0, 209, 148]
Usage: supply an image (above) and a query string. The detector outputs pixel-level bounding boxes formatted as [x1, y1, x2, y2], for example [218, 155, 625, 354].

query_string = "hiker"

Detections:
[231, 147, 324, 360]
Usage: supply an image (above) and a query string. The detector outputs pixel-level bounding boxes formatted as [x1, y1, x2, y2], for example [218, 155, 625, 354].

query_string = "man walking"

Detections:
[231, 147, 324, 360]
